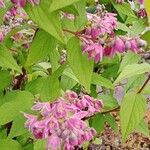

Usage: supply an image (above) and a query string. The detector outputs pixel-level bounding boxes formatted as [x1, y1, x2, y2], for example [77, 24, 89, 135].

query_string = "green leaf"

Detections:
[0, 44, 21, 72]
[0, 70, 12, 90]
[144, 0, 150, 26]
[26, 30, 57, 66]
[0, 139, 22, 150]
[61, 75, 77, 91]
[141, 83, 150, 94]
[92, 73, 114, 89]
[90, 113, 105, 133]
[67, 37, 93, 93]
[49, 0, 80, 12]
[125, 74, 146, 92]
[98, 95, 119, 109]
[74, 1, 87, 30]
[0, 91, 34, 125]
[119, 51, 140, 72]
[104, 114, 118, 133]
[112, 2, 137, 20]
[40, 64, 66, 101]
[136, 119, 150, 138]
[34, 140, 46, 150]
[9, 114, 27, 138]
[141, 31, 150, 46]
[128, 20, 146, 37]
[117, 22, 130, 32]
[120, 92, 147, 142]
[25, 1, 65, 43]
[114, 63, 150, 84]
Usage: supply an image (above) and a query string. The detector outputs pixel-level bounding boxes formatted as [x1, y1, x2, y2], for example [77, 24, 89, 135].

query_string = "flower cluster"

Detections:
[11, 0, 40, 7]
[24, 91, 103, 150]
[77, 9, 147, 63]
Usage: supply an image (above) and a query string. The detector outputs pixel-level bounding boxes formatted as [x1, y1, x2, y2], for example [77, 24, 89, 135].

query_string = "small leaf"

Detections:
[98, 95, 119, 109]
[90, 113, 105, 133]
[114, 63, 150, 84]
[40, 64, 66, 101]
[49, 0, 80, 12]
[136, 119, 150, 138]
[67, 37, 93, 93]
[92, 73, 114, 89]
[0, 139, 22, 150]
[119, 51, 140, 72]
[0, 91, 34, 125]
[120, 92, 147, 142]
[128, 20, 146, 37]
[0, 44, 21, 72]
[0, 70, 12, 90]
[104, 114, 118, 133]
[26, 29, 57, 66]
[9, 114, 27, 138]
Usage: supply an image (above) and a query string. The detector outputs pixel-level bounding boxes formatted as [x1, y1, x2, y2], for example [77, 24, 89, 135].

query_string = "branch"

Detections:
[137, 75, 150, 94]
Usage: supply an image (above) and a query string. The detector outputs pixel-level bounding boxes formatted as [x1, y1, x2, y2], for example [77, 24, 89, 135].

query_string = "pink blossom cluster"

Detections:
[11, 0, 40, 7]
[24, 91, 103, 150]
[78, 12, 147, 63]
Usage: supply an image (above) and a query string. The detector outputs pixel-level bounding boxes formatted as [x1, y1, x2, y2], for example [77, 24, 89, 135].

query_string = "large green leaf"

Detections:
[92, 73, 114, 89]
[0, 70, 12, 90]
[0, 44, 21, 72]
[0, 91, 34, 125]
[26, 30, 57, 66]
[49, 0, 80, 12]
[0, 139, 22, 150]
[114, 63, 150, 84]
[120, 92, 147, 142]
[119, 51, 140, 72]
[25, 1, 65, 43]
[67, 37, 93, 93]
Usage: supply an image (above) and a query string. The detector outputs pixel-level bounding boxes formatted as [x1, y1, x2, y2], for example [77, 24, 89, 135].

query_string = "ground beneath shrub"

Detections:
[89, 110, 150, 150]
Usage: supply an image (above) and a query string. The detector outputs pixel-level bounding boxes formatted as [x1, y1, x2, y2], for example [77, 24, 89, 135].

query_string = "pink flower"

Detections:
[137, 8, 147, 18]
[0, 0, 5, 8]
[138, 0, 144, 4]
[11, 0, 26, 7]
[83, 43, 103, 63]
[47, 134, 61, 150]
[129, 39, 139, 53]
[0, 31, 4, 42]
[11, 0, 40, 7]
[112, 37, 125, 53]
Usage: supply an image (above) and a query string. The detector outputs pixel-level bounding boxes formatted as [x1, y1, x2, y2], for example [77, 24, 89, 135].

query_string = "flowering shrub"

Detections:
[0, 0, 150, 149]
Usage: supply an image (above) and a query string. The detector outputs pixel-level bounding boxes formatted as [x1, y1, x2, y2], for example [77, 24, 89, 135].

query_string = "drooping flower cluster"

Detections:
[71, 6, 147, 63]
[11, 0, 40, 7]
[24, 91, 103, 150]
